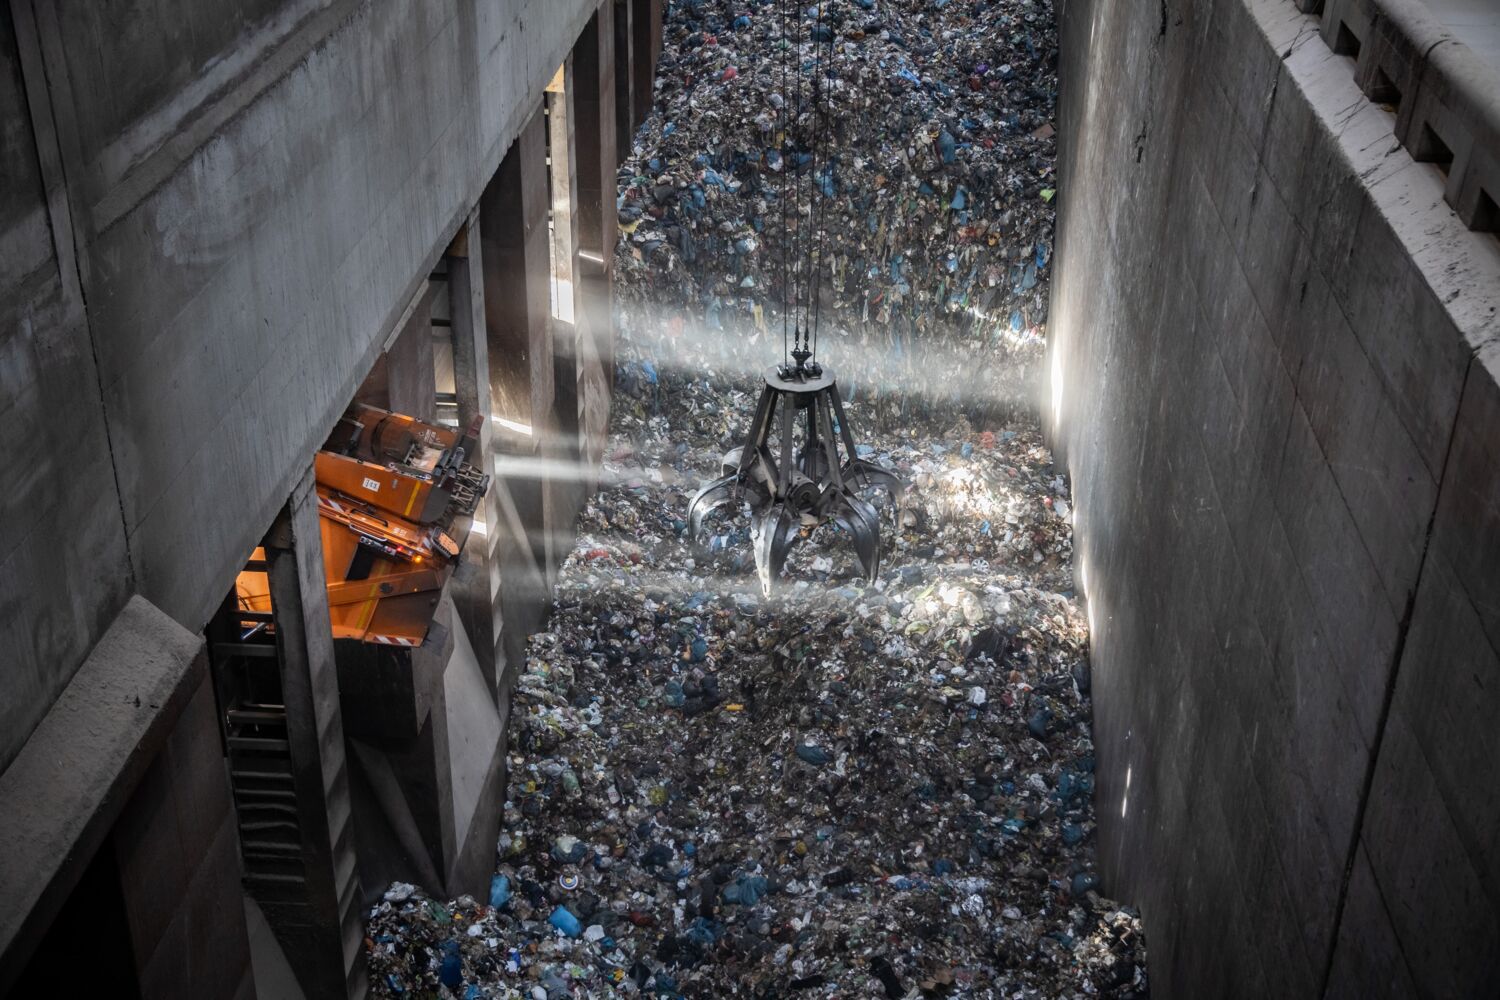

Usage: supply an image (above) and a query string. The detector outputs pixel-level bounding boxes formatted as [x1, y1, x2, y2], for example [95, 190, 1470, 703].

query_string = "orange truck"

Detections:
[237, 404, 488, 646]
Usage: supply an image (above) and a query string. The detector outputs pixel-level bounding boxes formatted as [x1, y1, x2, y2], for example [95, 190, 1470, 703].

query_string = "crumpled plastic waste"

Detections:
[613, 0, 1060, 418]
[365, 0, 1148, 996]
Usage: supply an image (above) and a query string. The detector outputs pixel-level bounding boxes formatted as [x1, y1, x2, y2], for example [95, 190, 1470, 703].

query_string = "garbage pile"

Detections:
[366, 0, 1149, 995]
[612, 0, 1060, 422]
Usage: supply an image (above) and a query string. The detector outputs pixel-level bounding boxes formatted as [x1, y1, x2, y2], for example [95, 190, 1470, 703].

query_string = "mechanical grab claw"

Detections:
[688, 363, 905, 594]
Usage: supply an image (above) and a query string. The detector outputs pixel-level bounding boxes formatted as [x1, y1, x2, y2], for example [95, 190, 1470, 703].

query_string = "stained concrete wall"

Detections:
[1, 0, 597, 769]
[1048, 0, 1500, 995]
[0, 6, 133, 774]
[1, 2, 642, 991]
[0, 596, 251, 996]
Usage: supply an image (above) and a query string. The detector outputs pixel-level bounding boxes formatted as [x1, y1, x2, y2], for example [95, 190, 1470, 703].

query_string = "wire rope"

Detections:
[779, 0, 790, 367]
[810, 0, 837, 362]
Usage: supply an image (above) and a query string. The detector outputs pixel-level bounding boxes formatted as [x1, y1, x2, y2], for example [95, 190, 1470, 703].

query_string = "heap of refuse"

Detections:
[367, 363, 1148, 996]
[613, 0, 1059, 420]
[365, 0, 1149, 995]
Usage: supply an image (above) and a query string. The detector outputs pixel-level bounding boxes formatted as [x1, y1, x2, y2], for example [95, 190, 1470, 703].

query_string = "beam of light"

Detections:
[489, 451, 676, 487]
[551, 278, 575, 323]
[1121, 764, 1132, 818]
[554, 565, 766, 599]
[963, 305, 1048, 351]
[549, 563, 887, 613]
[1050, 334, 1065, 432]
[492, 415, 534, 436]
[615, 307, 1047, 414]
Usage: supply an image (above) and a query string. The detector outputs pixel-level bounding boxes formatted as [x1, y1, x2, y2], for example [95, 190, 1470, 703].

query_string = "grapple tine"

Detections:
[752, 503, 795, 596]
[846, 459, 906, 508]
[840, 492, 882, 582]
[688, 474, 738, 540]
[752, 511, 773, 595]
[772, 511, 803, 579]
[693, 494, 740, 541]
[688, 367, 898, 594]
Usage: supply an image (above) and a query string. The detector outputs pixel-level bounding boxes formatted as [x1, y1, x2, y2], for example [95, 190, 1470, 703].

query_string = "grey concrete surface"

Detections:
[444, 616, 501, 855]
[112, 677, 255, 999]
[1, 0, 647, 993]
[260, 467, 365, 998]
[1426, 0, 1500, 69]
[0, 5, 133, 774]
[1049, 0, 1500, 994]
[2, 0, 599, 770]
[0, 596, 210, 993]
[245, 896, 307, 1000]
[22, 0, 597, 655]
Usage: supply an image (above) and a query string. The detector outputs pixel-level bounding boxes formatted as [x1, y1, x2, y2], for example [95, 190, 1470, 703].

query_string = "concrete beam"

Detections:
[261, 468, 365, 999]
[444, 217, 503, 700]
[614, 0, 635, 158]
[631, 0, 661, 129]
[481, 104, 553, 432]
[575, 2, 621, 395]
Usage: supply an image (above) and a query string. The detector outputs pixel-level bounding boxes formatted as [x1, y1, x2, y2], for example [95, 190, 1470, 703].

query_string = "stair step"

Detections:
[233, 786, 297, 802]
[243, 871, 311, 903]
[227, 735, 290, 753]
[241, 840, 302, 856]
[238, 819, 300, 835]
[227, 708, 287, 726]
[236, 803, 299, 822]
[243, 872, 307, 886]
[229, 769, 294, 783]
[213, 642, 277, 660]
[241, 851, 306, 875]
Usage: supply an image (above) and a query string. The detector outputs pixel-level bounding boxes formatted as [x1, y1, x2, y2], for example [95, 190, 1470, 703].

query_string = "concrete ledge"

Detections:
[0, 595, 206, 991]
[1312, 0, 1500, 230]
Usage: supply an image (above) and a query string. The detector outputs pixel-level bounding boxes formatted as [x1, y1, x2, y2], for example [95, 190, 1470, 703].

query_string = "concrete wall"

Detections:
[0, 5, 133, 774]
[1048, 0, 1500, 995]
[0, 597, 251, 997]
[0, 0, 654, 992]
[111, 673, 256, 1000]
[1, 0, 598, 772]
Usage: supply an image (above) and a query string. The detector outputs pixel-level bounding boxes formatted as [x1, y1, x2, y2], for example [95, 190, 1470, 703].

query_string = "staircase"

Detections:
[211, 598, 367, 1000]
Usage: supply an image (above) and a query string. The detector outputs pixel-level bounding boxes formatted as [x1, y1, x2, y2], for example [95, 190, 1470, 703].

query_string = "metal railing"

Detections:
[1296, 0, 1500, 231]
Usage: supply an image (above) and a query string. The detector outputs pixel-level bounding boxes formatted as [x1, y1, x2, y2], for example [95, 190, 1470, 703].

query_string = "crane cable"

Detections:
[810, 1, 837, 362]
[778, 0, 790, 367]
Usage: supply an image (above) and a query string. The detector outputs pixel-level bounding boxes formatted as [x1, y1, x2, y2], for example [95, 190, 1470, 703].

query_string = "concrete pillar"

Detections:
[631, 0, 658, 129]
[261, 468, 366, 1000]
[354, 289, 437, 423]
[576, 8, 620, 269]
[548, 57, 583, 446]
[546, 59, 583, 586]
[384, 291, 437, 422]
[479, 102, 557, 686]
[614, 0, 635, 158]
[574, 4, 620, 471]
[447, 222, 488, 440]
[480, 105, 552, 433]
[443, 219, 503, 700]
